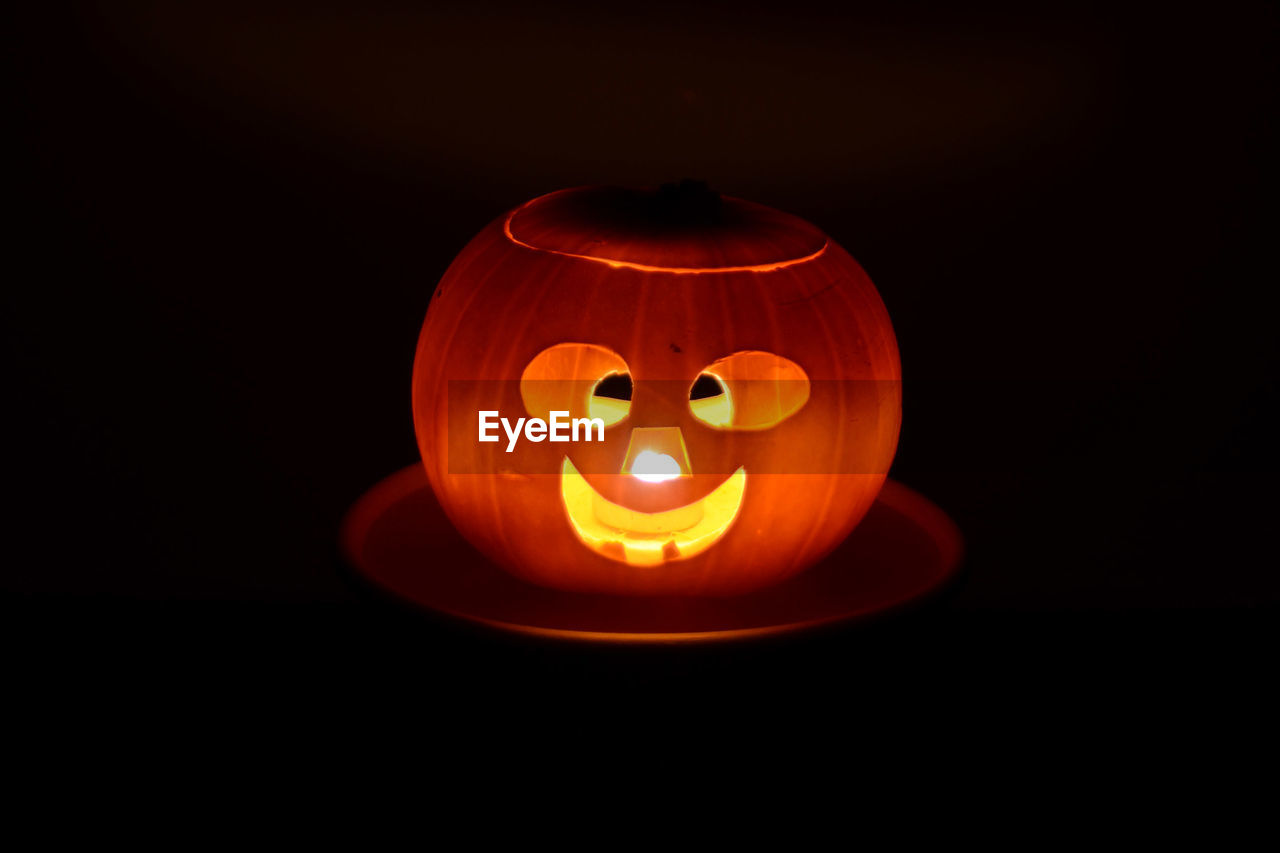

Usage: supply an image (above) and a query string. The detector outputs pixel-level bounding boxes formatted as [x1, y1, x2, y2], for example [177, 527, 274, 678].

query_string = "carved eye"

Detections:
[521, 343, 630, 427]
[589, 371, 632, 426]
[689, 351, 809, 429]
[689, 373, 732, 427]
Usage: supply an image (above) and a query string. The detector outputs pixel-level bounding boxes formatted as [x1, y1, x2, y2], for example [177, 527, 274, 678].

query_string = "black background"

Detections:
[7, 1, 1277, 716]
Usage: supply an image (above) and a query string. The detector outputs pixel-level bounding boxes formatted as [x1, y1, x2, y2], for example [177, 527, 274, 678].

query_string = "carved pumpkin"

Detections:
[412, 183, 901, 596]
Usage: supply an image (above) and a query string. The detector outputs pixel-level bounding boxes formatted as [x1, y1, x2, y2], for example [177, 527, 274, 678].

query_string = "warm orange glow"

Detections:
[587, 394, 629, 426]
[560, 458, 746, 567]
[413, 184, 902, 596]
[520, 342, 630, 426]
[689, 374, 733, 426]
[619, 426, 692, 479]
[343, 465, 962, 644]
[697, 351, 811, 429]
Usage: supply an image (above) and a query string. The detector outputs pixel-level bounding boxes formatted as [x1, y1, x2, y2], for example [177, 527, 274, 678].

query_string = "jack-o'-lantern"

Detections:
[412, 182, 900, 596]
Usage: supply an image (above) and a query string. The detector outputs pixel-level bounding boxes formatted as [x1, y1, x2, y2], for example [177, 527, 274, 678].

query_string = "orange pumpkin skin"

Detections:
[412, 186, 901, 596]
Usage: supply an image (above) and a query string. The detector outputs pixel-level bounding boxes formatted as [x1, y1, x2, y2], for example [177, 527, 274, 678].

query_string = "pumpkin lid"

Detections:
[505, 182, 828, 272]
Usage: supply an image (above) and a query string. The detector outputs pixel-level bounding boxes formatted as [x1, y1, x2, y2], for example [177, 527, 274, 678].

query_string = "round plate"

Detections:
[341, 466, 962, 643]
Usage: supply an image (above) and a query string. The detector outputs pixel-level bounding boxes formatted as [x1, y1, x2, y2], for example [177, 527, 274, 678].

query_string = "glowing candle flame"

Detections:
[631, 450, 681, 483]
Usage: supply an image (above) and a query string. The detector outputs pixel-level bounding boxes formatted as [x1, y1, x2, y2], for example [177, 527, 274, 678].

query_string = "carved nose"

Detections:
[621, 427, 691, 481]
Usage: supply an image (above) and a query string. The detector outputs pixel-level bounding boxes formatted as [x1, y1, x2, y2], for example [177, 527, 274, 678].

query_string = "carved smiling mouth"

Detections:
[559, 458, 746, 566]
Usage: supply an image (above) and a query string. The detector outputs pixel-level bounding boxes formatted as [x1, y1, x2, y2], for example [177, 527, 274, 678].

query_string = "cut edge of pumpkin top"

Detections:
[505, 184, 829, 274]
